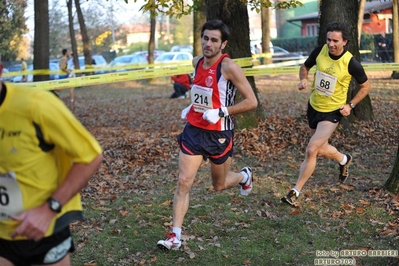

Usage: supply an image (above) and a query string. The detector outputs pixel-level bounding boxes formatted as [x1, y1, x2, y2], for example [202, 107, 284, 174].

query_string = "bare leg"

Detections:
[0, 257, 13, 266]
[172, 152, 203, 228]
[294, 121, 342, 191]
[69, 88, 74, 103]
[210, 157, 245, 191]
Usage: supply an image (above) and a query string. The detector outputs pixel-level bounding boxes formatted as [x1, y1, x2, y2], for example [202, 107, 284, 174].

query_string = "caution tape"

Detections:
[1, 57, 253, 78]
[6, 59, 398, 91]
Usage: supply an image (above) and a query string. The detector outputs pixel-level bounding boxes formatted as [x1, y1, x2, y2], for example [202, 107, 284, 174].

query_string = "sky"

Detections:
[25, 0, 147, 34]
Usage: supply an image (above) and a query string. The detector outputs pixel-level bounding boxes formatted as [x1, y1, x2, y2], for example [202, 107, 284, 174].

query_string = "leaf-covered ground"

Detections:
[59, 72, 399, 265]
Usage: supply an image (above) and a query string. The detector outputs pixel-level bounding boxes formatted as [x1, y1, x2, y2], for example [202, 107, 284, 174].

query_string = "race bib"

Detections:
[0, 172, 24, 220]
[314, 70, 337, 97]
[191, 85, 213, 113]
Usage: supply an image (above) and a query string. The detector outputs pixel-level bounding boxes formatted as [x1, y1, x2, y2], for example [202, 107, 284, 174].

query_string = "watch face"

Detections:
[48, 198, 61, 212]
[51, 201, 60, 210]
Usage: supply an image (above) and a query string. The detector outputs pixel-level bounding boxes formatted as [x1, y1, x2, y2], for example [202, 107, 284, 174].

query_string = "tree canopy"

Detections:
[0, 0, 28, 60]
[129, 0, 303, 17]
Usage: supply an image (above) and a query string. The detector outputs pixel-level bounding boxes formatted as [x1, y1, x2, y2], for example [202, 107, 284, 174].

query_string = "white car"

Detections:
[154, 52, 193, 64]
[68, 54, 108, 74]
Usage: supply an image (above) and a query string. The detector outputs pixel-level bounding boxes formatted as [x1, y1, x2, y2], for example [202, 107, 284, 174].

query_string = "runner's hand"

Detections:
[11, 204, 56, 241]
[203, 107, 228, 124]
[181, 104, 192, 119]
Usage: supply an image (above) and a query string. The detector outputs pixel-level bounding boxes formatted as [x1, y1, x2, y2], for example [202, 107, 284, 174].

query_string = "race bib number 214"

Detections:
[191, 85, 213, 113]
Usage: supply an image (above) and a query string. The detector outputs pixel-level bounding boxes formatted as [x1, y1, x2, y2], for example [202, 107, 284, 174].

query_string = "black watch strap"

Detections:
[218, 108, 225, 118]
[47, 198, 62, 213]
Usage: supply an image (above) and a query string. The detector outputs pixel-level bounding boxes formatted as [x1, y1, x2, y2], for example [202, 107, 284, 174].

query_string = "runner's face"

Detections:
[326, 31, 348, 56]
[201, 29, 227, 59]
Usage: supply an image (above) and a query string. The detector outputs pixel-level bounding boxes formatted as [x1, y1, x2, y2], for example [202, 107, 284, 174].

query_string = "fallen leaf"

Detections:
[339, 184, 355, 191]
[290, 209, 300, 215]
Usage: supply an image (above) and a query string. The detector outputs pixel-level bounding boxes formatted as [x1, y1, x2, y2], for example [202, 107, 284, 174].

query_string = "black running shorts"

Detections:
[307, 102, 343, 129]
[178, 123, 234, 164]
[0, 226, 75, 266]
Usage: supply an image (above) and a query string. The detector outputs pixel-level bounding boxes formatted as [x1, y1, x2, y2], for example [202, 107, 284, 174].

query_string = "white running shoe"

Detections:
[157, 232, 182, 251]
[240, 167, 253, 196]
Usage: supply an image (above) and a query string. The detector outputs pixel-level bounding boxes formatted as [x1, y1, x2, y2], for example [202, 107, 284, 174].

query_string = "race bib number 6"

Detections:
[315, 70, 337, 97]
[191, 85, 213, 113]
[0, 172, 24, 220]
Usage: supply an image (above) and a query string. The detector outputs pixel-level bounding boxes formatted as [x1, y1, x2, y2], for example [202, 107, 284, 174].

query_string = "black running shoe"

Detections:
[281, 189, 298, 207]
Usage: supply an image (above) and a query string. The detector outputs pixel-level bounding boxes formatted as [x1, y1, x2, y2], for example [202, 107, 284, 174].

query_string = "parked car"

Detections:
[270, 46, 304, 63]
[68, 54, 108, 74]
[1, 68, 13, 82]
[131, 50, 165, 60]
[7, 64, 23, 82]
[7, 64, 22, 73]
[12, 63, 60, 82]
[109, 54, 148, 72]
[154, 52, 193, 64]
[170, 45, 193, 54]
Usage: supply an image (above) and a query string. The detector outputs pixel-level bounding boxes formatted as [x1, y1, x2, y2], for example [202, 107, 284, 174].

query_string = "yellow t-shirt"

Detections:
[310, 44, 353, 112]
[21, 61, 27, 71]
[0, 83, 102, 240]
[59, 55, 68, 73]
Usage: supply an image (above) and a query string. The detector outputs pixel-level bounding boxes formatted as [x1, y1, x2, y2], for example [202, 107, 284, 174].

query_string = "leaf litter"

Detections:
[61, 73, 399, 264]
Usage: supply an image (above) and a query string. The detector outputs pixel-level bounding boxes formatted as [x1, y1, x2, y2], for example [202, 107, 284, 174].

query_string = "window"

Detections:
[306, 24, 319, 37]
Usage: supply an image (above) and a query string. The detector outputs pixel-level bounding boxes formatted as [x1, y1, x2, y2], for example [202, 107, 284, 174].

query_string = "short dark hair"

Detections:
[201, 20, 230, 43]
[62, 48, 68, 56]
[326, 22, 350, 42]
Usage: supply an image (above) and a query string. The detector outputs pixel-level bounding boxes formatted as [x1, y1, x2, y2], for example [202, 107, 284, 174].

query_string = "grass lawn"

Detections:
[57, 72, 398, 266]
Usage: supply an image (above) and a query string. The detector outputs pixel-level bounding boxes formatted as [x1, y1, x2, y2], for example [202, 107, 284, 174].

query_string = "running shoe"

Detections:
[157, 232, 182, 251]
[339, 154, 352, 183]
[240, 167, 253, 196]
[281, 189, 298, 207]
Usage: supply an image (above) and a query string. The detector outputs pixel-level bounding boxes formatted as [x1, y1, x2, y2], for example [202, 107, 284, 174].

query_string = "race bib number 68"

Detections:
[315, 70, 337, 97]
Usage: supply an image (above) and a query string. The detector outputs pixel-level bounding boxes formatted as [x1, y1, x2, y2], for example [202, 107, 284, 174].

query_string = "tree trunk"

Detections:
[193, 0, 206, 57]
[204, 0, 265, 129]
[318, 0, 374, 123]
[147, 0, 156, 65]
[385, 147, 399, 193]
[391, 0, 399, 79]
[386, 0, 399, 193]
[34, 0, 49, 82]
[357, 0, 366, 46]
[261, 6, 272, 65]
[67, 0, 80, 70]
[74, 0, 92, 70]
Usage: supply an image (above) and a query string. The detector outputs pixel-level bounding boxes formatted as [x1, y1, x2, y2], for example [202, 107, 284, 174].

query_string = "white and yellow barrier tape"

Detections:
[2, 57, 397, 91]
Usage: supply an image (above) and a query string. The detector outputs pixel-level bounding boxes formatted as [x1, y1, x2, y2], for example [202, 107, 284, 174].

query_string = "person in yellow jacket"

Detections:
[281, 22, 372, 207]
[0, 79, 103, 265]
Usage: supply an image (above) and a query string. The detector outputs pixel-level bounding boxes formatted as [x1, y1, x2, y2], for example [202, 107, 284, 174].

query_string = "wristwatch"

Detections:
[349, 102, 356, 109]
[218, 108, 225, 118]
[47, 198, 62, 213]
